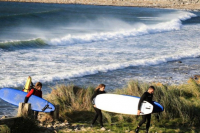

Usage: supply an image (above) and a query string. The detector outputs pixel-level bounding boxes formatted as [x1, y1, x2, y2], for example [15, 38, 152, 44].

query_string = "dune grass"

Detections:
[45, 78, 200, 132]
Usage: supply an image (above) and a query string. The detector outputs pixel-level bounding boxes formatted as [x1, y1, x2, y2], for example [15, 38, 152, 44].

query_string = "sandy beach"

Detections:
[0, 0, 200, 11]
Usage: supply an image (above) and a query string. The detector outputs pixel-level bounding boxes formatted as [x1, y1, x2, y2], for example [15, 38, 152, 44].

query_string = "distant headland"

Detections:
[1, 0, 200, 11]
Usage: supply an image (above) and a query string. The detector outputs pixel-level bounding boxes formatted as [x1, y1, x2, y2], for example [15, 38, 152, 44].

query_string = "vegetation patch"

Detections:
[5, 78, 199, 132]
[45, 78, 200, 132]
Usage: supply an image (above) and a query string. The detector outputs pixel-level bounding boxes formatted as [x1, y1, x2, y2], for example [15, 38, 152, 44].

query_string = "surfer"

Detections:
[91, 84, 106, 131]
[24, 82, 43, 119]
[135, 86, 155, 133]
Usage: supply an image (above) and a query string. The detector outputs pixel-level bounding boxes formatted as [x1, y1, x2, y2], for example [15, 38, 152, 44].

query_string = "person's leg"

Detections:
[98, 109, 104, 127]
[91, 107, 99, 125]
[146, 114, 151, 132]
[139, 115, 147, 126]
[135, 115, 147, 133]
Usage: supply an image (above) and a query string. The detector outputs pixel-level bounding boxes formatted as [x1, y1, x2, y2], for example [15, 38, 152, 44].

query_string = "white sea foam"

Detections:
[0, 40, 199, 89]
[49, 11, 196, 46]
[0, 10, 199, 89]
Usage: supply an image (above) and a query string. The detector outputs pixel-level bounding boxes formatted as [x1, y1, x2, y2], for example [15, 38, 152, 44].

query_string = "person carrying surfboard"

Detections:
[135, 86, 155, 133]
[24, 82, 43, 119]
[91, 84, 106, 131]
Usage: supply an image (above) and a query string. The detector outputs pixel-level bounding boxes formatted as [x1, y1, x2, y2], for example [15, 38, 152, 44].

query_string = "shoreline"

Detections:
[1, 57, 200, 118]
[1, 0, 200, 11]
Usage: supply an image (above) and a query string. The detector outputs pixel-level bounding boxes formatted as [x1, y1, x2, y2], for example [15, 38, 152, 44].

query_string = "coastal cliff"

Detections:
[1, 0, 200, 10]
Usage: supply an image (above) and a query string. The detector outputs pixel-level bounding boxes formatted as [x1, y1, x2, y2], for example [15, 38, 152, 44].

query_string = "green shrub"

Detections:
[0, 124, 10, 133]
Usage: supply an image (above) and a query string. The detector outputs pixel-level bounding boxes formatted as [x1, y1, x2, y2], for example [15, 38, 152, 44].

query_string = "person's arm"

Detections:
[91, 91, 98, 106]
[137, 92, 147, 115]
[30, 81, 34, 88]
[24, 89, 34, 103]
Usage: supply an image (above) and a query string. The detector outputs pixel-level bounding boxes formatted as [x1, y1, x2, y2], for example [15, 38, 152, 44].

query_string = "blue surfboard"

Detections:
[152, 101, 164, 113]
[0, 88, 55, 113]
[125, 95, 164, 113]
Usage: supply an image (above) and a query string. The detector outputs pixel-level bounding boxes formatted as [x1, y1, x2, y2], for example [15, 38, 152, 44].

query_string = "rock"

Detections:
[1, 115, 8, 119]
[178, 61, 182, 63]
[188, 76, 200, 84]
[47, 124, 54, 130]
[38, 113, 53, 123]
[64, 119, 68, 124]
[67, 129, 73, 132]
[81, 127, 86, 131]
[53, 125, 58, 129]
[60, 123, 66, 126]
[193, 75, 200, 84]
[194, 75, 200, 79]
[74, 127, 80, 131]
[54, 120, 60, 124]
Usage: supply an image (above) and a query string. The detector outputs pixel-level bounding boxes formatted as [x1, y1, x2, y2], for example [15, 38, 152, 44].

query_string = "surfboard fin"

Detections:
[41, 104, 52, 112]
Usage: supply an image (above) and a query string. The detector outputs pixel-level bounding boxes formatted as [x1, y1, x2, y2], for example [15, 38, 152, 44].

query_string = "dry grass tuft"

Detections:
[45, 79, 200, 126]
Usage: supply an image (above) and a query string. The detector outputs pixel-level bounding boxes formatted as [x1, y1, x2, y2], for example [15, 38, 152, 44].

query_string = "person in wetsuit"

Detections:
[24, 82, 42, 119]
[91, 84, 106, 131]
[135, 86, 155, 133]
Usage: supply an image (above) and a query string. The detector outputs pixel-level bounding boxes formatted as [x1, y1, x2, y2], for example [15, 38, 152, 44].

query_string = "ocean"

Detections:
[0, 2, 200, 116]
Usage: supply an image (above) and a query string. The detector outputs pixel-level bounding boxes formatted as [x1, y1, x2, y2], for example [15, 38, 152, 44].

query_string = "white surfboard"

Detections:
[94, 94, 153, 115]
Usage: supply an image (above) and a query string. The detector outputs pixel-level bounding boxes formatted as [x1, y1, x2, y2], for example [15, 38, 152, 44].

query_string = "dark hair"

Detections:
[95, 84, 106, 91]
[35, 82, 42, 89]
[149, 86, 155, 90]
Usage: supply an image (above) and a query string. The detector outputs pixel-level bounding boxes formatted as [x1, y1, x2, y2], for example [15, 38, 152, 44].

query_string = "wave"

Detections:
[64, 51, 199, 77]
[0, 38, 47, 50]
[0, 47, 199, 89]
[49, 12, 197, 46]
[16, 48, 200, 87]
[0, 9, 61, 19]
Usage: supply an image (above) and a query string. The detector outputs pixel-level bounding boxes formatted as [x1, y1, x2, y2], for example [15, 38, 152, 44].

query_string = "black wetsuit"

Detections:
[91, 89, 106, 127]
[138, 92, 153, 131]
